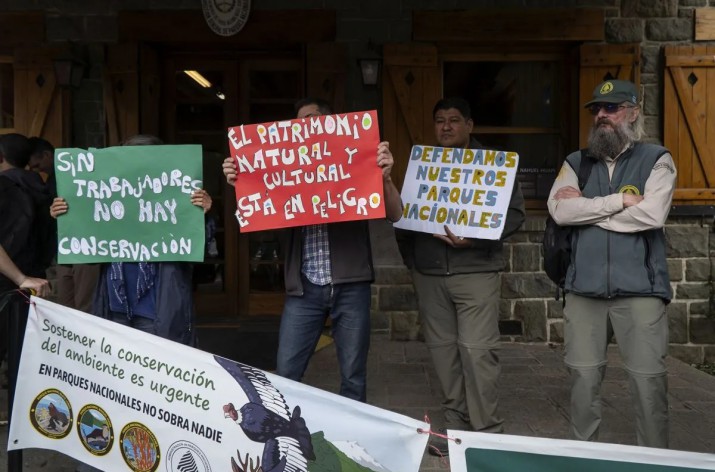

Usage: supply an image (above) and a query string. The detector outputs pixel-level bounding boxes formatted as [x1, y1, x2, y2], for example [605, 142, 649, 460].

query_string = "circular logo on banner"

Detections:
[30, 388, 73, 439]
[120, 422, 161, 472]
[165, 440, 212, 472]
[77, 404, 114, 456]
[202, 0, 251, 37]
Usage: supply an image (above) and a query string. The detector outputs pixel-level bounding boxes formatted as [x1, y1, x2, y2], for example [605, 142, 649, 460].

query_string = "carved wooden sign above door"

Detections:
[201, 0, 251, 37]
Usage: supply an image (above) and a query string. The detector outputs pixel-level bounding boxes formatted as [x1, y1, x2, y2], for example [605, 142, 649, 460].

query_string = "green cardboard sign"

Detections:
[55, 145, 205, 263]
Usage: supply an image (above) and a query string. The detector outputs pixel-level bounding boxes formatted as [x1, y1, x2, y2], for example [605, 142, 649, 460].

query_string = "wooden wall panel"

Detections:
[382, 43, 441, 191]
[13, 46, 70, 147]
[118, 10, 335, 46]
[414, 9, 604, 42]
[695, 8, 715, 41]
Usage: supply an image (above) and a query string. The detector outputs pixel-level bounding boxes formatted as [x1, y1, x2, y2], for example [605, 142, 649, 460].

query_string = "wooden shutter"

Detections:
[382, 43, 441, 190]
[664, 45, 715, 204]
[579, 44, 640, 148]
[13, 47, 70, 146]
[306, 42, 347, 114]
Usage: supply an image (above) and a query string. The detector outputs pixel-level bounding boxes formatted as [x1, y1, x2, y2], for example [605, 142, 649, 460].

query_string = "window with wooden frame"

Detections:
[442, 48, 576, 204]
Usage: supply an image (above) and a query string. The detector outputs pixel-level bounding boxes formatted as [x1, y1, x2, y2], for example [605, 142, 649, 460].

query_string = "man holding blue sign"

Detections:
[396, 98, 525, 456]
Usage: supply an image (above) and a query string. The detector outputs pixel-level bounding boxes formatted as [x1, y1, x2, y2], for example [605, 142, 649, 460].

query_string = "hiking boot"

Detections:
[428, 428, 450, 457]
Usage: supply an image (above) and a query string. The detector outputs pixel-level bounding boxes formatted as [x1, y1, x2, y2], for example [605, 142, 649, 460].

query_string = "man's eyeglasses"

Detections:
[587, 103, 635, 115]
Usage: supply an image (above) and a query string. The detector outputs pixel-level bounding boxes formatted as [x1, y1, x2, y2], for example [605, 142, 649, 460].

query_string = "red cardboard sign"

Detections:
[228, 110, 384, 232]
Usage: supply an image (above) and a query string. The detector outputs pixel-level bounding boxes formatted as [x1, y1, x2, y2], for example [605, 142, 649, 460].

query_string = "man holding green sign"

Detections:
[51, 135, 210, 346]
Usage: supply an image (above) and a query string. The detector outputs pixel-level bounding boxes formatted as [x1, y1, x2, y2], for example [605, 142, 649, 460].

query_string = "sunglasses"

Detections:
[588, 103, 634, 115]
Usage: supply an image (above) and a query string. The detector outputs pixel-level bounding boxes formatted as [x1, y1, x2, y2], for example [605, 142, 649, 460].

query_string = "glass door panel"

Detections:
[239, 59, 303, 316]
[443, 57, 573, 203]
[166, 59, 239, 317]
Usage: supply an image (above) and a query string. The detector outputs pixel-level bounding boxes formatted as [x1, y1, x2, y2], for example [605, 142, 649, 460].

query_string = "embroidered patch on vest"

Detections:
[653, 162, 675, 174]
[618, 185, 640, 195]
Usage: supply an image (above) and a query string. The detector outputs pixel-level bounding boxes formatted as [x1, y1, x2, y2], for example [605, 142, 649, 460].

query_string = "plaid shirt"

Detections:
[301, 224, 332, 285]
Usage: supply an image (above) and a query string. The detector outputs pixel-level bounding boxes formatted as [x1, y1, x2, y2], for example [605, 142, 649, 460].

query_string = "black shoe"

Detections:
[428, 428, 449, 457]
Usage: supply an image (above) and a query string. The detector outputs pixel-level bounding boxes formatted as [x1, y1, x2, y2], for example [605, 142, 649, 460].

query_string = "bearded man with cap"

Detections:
[547, 80, 676, 448]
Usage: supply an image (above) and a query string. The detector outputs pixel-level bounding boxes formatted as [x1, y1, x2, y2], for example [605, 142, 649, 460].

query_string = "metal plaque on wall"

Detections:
[201, 0, 251, 37]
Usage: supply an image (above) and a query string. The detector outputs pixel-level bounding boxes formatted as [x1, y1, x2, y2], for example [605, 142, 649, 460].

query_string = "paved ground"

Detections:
[2, 334, 715, 471]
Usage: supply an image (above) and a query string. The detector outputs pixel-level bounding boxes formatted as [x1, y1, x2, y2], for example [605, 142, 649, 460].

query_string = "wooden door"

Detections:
[237, 57, 304, 316]
[382, 43, 441, 191]
[664, 45, 715, 204]
[164, 58, 240, 317]
[13, 47, 70, 146]
[578, 44, 640, 148]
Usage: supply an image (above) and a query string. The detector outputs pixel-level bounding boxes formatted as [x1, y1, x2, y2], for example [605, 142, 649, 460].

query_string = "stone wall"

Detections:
[375, 216, 715, 365]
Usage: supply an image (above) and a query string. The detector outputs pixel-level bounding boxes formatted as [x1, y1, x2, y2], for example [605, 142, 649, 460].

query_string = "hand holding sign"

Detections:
[222, 156, 238, 186]
[54, 145, 205, 263]
[227, 111, 386, 232]
[394, 145, 520, 241]
[434, 225, 472, 248]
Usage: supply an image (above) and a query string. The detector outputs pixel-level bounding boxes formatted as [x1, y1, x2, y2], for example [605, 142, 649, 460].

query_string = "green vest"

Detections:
[565, 143, 672, 301]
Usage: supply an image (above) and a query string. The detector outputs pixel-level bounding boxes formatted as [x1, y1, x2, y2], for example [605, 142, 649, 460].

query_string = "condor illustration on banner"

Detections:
[227, 111, 385, 232]
[9, 298, 429, 472]
[449, 431, 715, 472]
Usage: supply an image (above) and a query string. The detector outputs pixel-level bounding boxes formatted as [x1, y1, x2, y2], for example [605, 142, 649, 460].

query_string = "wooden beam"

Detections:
[665, 55, 715, 67]
[0, 13, 45, 46]
[413, 9, 604, 42]
[118, 10, 335, 45]
[695, 8, 715, 41]
[674, 189, 715, 200]
[581, 54, 637, 67]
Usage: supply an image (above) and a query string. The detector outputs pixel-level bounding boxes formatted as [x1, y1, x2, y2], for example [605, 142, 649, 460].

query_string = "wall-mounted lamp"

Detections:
[359, 59, 381, 86]
[53, 53, 85, 89]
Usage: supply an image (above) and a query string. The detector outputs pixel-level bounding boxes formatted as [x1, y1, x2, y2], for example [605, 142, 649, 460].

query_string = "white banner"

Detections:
[449, 431, 715, 472]
[9, 298, 429, 472]
[393, 145, 519, 240]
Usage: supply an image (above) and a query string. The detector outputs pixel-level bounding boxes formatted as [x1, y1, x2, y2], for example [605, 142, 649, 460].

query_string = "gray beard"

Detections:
[587, 120, 634, 160]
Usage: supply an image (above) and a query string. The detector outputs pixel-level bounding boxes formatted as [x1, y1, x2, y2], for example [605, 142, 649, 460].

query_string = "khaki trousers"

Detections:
[412, 270, 503, 432]
[55, 264, 100, 313]
[564, 293, 669, 448]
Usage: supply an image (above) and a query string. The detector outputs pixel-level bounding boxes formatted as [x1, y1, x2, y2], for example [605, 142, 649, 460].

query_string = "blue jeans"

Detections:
[277, 277, 371, 402]
[109, 311, 156, 335]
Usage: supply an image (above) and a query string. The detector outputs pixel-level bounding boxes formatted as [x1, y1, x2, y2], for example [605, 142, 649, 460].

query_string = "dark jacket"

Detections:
[0, 168, 54, 286]
[283, 220, 374, 295]
[565, 143, 672, 301]
[93, 262, 196, 345]
[396, 138, 526, 275]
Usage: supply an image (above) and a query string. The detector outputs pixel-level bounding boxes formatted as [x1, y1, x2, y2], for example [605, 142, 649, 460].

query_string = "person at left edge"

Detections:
[0, 244, 50, 297]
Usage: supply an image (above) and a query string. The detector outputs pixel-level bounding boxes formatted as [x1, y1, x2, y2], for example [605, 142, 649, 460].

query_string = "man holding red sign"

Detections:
[223, 98, 402, 402]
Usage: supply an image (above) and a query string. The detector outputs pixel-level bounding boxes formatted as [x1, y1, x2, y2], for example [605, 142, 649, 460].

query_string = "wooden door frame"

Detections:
[163, 55, 240, 317]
